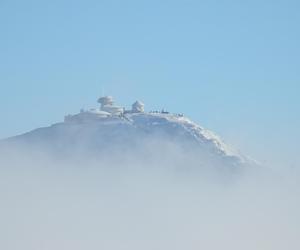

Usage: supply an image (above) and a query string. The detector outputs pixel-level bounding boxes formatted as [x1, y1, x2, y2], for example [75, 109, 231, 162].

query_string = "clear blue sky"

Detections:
[1, 0, 299, 169]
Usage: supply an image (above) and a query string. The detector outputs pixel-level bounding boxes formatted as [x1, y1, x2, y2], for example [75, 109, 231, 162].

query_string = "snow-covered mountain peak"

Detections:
[1, 96, 257, 171]
[60, 96, 245, 162]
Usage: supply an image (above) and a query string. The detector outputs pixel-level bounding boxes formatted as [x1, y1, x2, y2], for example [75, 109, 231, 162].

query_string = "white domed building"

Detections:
[132, 101, 145, 113]
[98, 96, 124, 115]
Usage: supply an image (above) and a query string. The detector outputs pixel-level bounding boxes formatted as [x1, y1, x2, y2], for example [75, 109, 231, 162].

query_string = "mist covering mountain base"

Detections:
[2, 112, 257, 179]
[1, 106, 299, 250]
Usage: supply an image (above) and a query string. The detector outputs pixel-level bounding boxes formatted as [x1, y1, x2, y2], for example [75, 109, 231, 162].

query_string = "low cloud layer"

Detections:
[0, 143, 299, 250]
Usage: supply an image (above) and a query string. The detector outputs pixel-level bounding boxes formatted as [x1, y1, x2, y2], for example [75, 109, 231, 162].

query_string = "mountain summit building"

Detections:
[98, 96, 124, 115]
[64, 96, 145, 122]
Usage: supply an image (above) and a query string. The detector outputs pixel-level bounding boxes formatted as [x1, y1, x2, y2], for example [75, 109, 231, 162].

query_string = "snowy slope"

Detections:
[1, 109, 256, 172]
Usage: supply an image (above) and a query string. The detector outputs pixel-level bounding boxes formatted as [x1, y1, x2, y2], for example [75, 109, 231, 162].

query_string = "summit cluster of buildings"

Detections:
[98, 96, 144, 115]
[64, 96, 145, 122]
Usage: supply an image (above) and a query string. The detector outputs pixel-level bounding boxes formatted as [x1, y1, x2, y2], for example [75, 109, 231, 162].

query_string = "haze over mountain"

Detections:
[1, 96, 258, 178]
[1, 97, 299, 250]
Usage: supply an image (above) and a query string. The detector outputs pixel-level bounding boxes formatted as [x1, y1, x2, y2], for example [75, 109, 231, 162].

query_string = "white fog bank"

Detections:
[0, 145, 299, 250]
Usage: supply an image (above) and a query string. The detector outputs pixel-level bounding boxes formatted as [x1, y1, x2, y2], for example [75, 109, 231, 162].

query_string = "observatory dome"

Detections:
[132, 101, 145, 113]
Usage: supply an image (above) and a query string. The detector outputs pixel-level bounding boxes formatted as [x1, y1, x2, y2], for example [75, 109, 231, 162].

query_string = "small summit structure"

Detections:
[98, 96, 124, 115]
[65, 96, 147, 123]
[98, 96, 114, 107]
[132, 101, 145, 113]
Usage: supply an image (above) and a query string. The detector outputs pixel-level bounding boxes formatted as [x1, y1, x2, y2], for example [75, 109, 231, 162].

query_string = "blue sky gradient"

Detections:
[0, 0, 299, 168]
